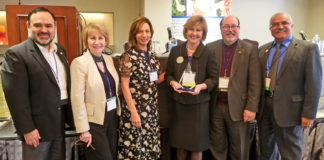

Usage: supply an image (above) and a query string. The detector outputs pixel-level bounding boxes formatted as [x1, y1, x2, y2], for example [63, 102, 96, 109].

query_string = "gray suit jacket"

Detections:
[258, 37, 322, 127]
[1, 38, 71, 140]
[207, 39, 261, 121]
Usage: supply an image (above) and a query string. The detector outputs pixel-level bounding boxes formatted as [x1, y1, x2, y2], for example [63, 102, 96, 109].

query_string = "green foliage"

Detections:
[172, 0, 185, 16]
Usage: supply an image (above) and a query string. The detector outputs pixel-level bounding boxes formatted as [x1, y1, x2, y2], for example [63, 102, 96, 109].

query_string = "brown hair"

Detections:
[128, 16, 154, 49]
[83, 23, 109, 48]
[183, 15, 208, 41]
[27, 7, 56, 25]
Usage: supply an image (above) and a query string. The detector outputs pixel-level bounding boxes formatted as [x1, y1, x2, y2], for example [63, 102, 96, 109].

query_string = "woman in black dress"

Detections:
[118, 17, 162, 160]
[165, 15, 218, 160]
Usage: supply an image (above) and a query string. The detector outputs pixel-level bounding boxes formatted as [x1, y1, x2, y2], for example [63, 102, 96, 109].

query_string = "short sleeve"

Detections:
[119, 53, 132, 77]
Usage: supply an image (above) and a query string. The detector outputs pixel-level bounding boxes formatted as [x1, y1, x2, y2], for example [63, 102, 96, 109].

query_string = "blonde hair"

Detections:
[83, 23, 109, 47]
[183, 15, 208, 41]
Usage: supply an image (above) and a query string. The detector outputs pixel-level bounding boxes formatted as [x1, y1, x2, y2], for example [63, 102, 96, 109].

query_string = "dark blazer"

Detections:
[165, 42, 218, 104]
[206, 39, 261, 121]
[258, 37, 322, 127]
[1, 38, 71, 141]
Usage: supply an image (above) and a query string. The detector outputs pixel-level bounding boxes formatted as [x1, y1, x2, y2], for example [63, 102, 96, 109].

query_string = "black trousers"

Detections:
[85, 109, 118, 160]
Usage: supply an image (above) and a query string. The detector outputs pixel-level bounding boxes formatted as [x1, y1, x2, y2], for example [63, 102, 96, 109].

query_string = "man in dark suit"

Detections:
[206, 15, 261, 160]
[1, 7, 71, 160]
[258, 12, 322, 159]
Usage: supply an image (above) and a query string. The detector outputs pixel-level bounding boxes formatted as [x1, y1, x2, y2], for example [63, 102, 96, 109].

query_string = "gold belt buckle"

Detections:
[219, 88, 228, 92]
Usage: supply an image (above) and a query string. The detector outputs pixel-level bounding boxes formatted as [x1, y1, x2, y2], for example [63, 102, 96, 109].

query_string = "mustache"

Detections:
[275, 28, 287, 33]
[37, 32, 50, 36]
[226, 31, 236, 35]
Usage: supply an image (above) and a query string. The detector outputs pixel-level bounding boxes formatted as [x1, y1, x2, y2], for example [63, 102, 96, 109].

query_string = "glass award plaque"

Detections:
[178, 62, 196, 91]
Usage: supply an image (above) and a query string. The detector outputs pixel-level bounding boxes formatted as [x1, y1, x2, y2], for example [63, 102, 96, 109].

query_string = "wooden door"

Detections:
[5, 5, 83, 63]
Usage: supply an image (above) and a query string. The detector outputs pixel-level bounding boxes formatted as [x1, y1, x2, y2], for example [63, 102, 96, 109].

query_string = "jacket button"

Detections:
[58, 106, 61, 110]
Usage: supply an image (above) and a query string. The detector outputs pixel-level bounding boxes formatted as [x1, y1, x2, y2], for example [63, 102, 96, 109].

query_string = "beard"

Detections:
[32, 32, 54, 47]
[35, 38, 54, 47]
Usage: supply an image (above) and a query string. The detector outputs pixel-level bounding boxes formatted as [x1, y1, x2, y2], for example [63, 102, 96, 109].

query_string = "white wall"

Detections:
[143, 0, 172, 54]
[307, 0, 324, 40]
[232, 0, 309, 46]
[142, 0, 317, 47]
[1, 0, 323, 51]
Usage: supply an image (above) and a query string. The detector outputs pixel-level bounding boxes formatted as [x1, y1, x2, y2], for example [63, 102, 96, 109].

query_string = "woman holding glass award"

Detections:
[166, 15, 218, 160]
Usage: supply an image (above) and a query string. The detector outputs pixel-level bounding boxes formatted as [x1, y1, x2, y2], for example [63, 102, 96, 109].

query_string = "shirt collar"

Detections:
[35, 42, 57, 54]
[223, 39, 239, 49]
[273, 35, 292, 48]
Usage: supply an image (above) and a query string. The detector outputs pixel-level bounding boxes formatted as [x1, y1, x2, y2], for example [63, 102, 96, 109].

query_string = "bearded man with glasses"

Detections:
[206, 15, 261, 160]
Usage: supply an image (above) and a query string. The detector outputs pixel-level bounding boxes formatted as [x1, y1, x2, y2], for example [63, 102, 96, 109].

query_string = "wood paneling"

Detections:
[5, 5, 82, 63]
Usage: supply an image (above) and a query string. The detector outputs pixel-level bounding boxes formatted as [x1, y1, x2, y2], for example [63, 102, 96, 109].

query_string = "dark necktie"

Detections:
[269, 43, 281, 92]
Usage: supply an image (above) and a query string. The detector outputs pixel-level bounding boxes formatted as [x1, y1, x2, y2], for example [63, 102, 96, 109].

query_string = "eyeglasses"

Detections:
[222, 25, 240, 30]
[270, 21, 291, 28]
[74, 140, 96, 150]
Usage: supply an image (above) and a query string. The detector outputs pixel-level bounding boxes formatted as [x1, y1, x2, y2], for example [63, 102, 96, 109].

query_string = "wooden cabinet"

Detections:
[5, 5, 83, 63]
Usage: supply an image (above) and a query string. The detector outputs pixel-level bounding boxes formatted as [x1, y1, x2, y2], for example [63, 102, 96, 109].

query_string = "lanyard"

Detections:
[188, 56, 193, 64]
[144, 51, 153, 69]
[222, 46, 235, 77]
[92, 56, 113, 97]
[48, 52, 59, 84]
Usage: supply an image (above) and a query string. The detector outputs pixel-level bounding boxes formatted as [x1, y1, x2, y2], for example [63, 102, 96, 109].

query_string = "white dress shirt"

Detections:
[36, 42, 68, 100]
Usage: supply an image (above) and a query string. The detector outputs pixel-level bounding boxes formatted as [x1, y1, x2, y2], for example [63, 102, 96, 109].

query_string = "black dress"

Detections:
[118, 48, 161, 160]
[165, 42, 218, 151]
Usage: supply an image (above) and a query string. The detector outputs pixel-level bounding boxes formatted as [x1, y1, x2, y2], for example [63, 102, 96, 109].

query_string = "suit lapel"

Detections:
[215, 41, 222, 75]
[103, 55, 119, 88]
[277, 38, 297, 79]
[56, 45, 70, 91]
[85, 51, 107, 95]
[192, 43, 204, 58]
[230, 40, 243, 79]
[28, 39, 59, 86]
[56, 46, 69, 73]
[260, 43, 272, 76]
[178, 43, 189, 76]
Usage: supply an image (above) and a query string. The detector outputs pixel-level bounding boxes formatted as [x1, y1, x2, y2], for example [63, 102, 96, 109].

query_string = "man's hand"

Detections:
[301, 117, 314, 129]
[243, 109, 256, 122]
[24, 129, 41, 147]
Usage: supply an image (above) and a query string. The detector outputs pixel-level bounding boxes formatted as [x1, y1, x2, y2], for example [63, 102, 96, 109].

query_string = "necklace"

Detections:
[186, 44, 197, 56]
[91, 54, 103, 62]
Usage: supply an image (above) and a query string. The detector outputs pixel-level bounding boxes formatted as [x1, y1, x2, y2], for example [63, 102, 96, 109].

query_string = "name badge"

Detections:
[107, 96, 117, 112]
[149, 71, 158, 82]
[219, 77, 229, 89]
[265, 78, 271, 91]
